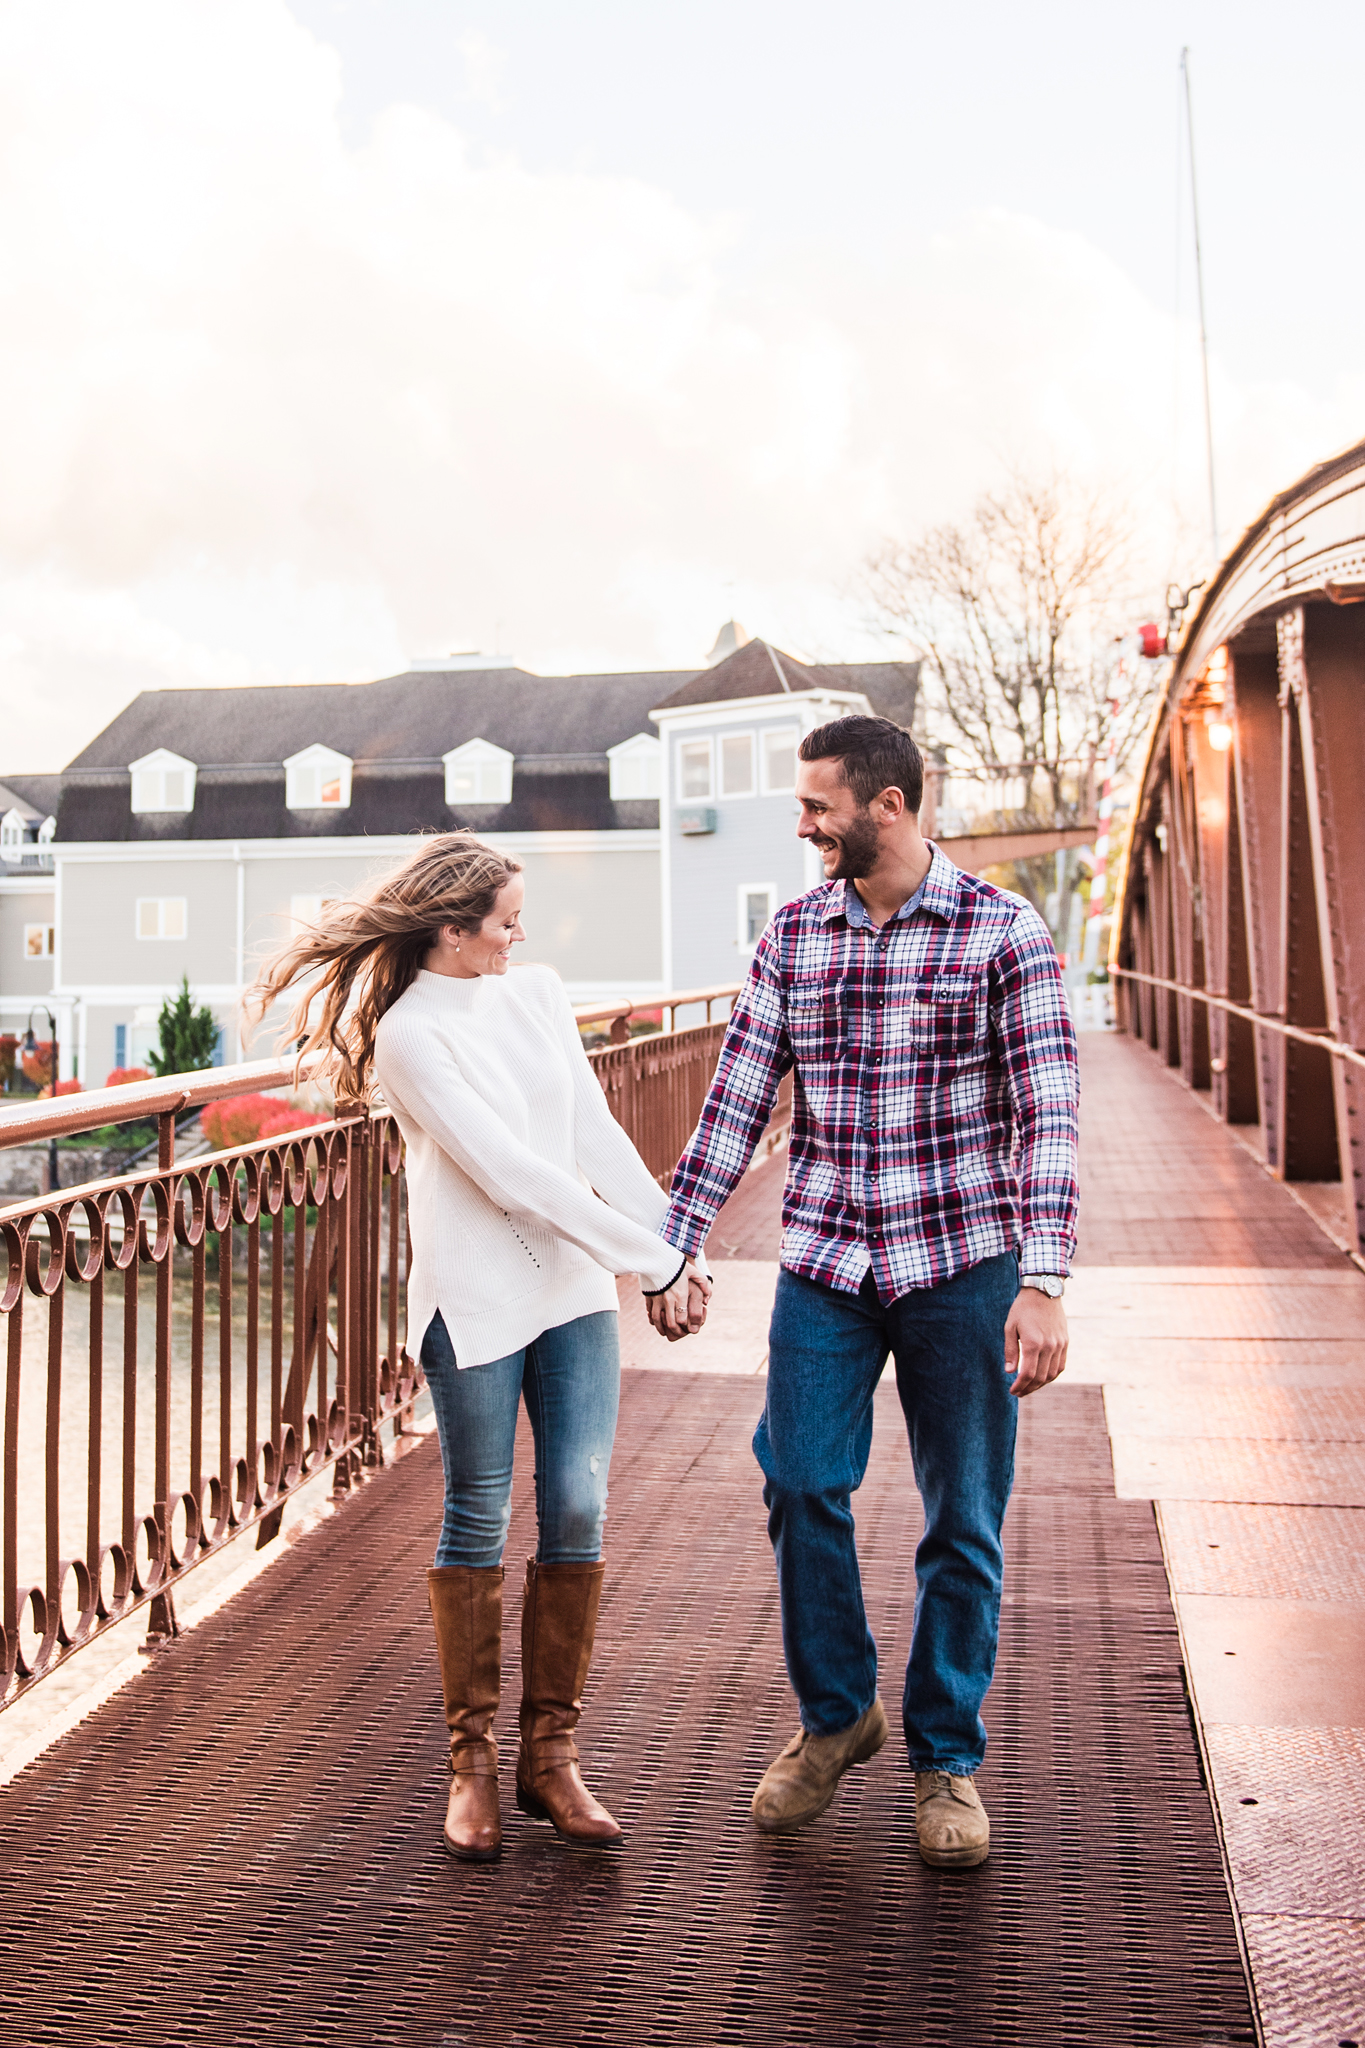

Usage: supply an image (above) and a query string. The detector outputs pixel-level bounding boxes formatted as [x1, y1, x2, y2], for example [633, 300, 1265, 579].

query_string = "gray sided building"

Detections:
[11, 643, 916, 1085]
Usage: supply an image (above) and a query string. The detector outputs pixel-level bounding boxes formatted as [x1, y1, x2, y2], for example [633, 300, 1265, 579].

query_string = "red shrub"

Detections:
[202, 1094, 325, 1151]
[52, 1077, 84, 1096]
[21, 1040, 52, 1089]
[105, 1066, 152, 1089]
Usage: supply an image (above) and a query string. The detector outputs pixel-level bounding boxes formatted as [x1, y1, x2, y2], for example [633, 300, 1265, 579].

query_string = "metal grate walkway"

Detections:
[0, 1358, 1253, 2045]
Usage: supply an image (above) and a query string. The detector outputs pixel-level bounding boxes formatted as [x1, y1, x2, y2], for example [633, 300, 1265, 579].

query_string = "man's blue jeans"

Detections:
[755, 1253, 1019, 1775]
[420, 1309, 621, 1568]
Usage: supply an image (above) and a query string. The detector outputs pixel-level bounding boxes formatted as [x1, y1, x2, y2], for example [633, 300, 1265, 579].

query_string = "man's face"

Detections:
[795, 757, 882, 879]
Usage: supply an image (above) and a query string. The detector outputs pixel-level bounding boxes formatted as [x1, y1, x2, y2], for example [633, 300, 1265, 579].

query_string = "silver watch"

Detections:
[1019, 1273, 1065, 1299]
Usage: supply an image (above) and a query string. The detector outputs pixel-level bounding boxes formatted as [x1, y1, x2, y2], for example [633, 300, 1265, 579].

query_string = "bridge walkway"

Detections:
[4, 1032, 1360, 2046]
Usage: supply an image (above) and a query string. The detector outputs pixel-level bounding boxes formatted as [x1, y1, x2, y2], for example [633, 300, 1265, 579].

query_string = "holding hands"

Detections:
[644, 1250, 712, 1341]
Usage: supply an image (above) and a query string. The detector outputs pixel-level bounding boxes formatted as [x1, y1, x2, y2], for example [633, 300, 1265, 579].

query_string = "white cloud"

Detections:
[0, 0, 1357, 769]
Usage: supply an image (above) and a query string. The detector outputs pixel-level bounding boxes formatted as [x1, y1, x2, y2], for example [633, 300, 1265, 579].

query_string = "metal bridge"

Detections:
[3, 427, 1365, 2046]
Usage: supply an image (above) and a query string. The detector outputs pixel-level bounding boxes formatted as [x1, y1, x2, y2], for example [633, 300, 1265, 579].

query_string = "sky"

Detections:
[2, 0, 1362, 770]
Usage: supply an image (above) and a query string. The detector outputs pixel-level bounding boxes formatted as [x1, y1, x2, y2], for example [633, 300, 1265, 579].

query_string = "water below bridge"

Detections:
[1, 1032, 1361, 2047]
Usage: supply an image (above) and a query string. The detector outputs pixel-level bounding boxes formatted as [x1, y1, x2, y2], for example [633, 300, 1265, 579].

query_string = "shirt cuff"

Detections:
[660, 1203, 708, 1260]
[1018, 1231, 1072, 1277]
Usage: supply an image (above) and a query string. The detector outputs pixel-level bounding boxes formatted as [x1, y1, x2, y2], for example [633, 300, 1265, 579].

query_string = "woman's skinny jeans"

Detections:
[420, 1309, 621, 1568]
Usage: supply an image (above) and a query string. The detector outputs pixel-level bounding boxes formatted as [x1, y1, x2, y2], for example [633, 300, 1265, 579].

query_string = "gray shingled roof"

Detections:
[48, 654, 920, 843]
[0, 774, 61, 820]
[650, 640, 918, 719]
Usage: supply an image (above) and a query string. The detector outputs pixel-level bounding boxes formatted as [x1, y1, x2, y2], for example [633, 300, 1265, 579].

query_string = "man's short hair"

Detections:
[798, 716, 924, 814]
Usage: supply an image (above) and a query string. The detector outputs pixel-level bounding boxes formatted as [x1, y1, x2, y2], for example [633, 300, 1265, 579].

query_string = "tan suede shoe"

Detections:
[751, 1697, 889, 1833]
[914, 1770, 990, 1868]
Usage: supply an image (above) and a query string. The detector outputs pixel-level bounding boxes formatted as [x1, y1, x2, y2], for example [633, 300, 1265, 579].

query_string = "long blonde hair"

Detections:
[248, 833, 522, 1102]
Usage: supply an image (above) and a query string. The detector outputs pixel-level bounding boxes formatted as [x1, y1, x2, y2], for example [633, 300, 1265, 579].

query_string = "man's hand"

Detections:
[1004, 1287, 1068, 1397]
[646, 1260, 712, 1342]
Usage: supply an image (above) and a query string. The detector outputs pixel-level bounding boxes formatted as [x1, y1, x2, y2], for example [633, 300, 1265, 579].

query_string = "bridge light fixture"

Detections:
[1205, 715, 1233, 751]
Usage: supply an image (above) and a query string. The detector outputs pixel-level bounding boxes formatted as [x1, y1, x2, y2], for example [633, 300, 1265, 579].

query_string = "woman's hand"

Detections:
[645, 1254, 712, 1341]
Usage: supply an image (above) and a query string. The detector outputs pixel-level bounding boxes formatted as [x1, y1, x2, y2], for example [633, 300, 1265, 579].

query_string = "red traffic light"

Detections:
[1138, 622, 1167, 659]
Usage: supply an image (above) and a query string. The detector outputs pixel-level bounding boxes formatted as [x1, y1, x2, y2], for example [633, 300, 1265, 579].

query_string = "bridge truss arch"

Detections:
[1114, 435, 1365, 1256]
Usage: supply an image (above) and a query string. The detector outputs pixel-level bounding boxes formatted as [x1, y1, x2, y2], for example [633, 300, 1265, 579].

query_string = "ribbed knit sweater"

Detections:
[372, 964, 682, 1369]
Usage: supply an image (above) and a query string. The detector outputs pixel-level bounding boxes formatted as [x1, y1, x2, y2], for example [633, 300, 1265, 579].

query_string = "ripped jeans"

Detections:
[420, 1309, 621, 1568]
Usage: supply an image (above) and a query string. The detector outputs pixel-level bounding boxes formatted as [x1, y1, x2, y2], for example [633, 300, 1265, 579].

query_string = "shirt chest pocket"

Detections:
[785, 978, 845, 1062]
[895, 971, 986, 1057]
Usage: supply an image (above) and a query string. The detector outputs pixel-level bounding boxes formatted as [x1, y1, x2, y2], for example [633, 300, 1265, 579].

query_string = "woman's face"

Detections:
[447, 874, 526, 977]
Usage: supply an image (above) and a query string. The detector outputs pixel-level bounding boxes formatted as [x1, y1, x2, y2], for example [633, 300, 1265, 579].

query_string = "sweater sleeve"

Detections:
[375, 1010, 683, 1290]
[544, 978, 677, 1241]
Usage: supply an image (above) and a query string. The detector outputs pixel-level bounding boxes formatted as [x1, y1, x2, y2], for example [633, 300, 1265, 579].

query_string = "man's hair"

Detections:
[798, 716, 924, 814]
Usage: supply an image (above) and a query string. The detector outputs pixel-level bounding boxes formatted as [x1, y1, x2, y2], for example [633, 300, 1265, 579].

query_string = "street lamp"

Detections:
[23, 1004, 59, 1193]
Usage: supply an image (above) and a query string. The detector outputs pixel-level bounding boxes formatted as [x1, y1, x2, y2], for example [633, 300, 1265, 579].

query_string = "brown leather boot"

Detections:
[515, 1558, 622, 1848]
[426, 1564, 503, 1861]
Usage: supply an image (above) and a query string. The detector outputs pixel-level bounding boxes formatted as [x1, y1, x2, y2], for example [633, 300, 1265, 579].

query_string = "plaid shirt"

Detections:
[662, 845, 1080, 1297]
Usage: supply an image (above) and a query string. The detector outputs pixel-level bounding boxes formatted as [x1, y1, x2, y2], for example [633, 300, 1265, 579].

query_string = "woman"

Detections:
[251, 833, 708, 1861]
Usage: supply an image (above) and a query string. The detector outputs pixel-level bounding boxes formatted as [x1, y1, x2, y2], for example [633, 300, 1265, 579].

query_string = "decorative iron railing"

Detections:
[0, 985, 760, 1710]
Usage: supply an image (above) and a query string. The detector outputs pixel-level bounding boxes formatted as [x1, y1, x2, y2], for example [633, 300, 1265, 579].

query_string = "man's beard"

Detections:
[816, 808, 880, 880]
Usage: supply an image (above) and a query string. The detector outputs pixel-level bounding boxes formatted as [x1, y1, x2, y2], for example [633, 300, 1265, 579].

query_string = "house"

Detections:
[12, 642, 917, 1084]
[0, 775, 60, 1050]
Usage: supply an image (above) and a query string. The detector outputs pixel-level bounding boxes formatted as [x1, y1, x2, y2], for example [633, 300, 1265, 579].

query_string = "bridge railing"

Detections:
[0, 984, 760, 1711]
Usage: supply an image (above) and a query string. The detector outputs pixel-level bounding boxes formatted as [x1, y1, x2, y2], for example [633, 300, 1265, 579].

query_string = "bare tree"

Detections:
[864, 471, 1159, 827]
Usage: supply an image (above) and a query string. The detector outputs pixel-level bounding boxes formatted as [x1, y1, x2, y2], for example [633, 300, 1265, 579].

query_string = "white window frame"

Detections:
[289, 893, 336, 932]
[737, 881, 777, 953]
[37, 815, 55, 844]
[0, 808, 24, 854]
[129, 748, 197, 814]
[135, 897, 188, 941]
[606, 733, 662, 801]
[676, 736, 714, 803]
[760, 724, 801, 795]
[23, 922, 54, 958]
[442, 738, 514, 807]
[718, 730, 757, 800]
[283, 743, 353, 811]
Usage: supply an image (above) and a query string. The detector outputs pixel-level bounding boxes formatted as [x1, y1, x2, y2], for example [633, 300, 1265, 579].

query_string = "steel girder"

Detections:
[1115, 439, 1365, 1254]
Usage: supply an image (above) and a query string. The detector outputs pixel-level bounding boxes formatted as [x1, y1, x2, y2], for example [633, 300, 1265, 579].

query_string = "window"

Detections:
[720, 732, 755, 797]
[443, 739, 514, 806]
[677, 738, 713, 801]
[762, 726, 799, 794]
[606, 733, 662, 800]
[114, 1023, 127, 1070]
[290, 894, 336, 931]
[1, 809, 23, 855]
[37, 815, 54, 844]
[23, 923, 54, 958]
[136, 897, 187, 941]
[284, 744, 352, 811]
[738, 883, 776, 951]
[129, 749, 197, 813]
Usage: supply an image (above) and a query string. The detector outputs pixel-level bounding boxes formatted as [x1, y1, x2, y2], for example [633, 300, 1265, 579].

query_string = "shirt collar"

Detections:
[820, 842, 962, 928]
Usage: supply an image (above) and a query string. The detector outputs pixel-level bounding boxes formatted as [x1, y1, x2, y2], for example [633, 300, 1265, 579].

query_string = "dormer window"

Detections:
[37, 816, 55, 844]
[130, 748, 197, 813]
[444, 739, 514, 806]
[284, 743, 352, 810]
[0, 809, 23, 855]
[607, 733, 662, 801]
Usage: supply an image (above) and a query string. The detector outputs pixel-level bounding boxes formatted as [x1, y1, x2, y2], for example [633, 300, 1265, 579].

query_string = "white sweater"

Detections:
[372, 964, 683, 1369]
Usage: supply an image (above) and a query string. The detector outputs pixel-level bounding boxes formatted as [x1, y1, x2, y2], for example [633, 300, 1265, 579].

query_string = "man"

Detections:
[648, 715, 1078, 1868]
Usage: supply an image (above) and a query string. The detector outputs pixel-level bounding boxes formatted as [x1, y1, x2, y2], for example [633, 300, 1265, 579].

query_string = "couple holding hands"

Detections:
[256, 716, 1079, 1873]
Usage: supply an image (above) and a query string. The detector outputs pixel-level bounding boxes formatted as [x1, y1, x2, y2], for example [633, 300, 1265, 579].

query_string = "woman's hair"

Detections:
[246, 832, 522, 1102]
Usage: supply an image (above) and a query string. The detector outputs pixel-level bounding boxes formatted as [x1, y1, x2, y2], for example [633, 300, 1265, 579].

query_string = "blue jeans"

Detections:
[420, 1310, 621, 1568]
[755, 1253, 1019, 1774]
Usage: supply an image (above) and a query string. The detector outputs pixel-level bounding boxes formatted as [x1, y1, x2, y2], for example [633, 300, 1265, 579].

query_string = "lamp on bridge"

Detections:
[1204, 713, 1233, 751]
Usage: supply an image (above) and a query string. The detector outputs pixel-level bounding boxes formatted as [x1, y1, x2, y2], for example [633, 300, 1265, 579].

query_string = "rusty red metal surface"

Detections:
[0, 1369, 1254, 2046]
[1114, 440, 1365, 1254]
[0, 1106, 419, 1704]
[0, 999, 764, 1711]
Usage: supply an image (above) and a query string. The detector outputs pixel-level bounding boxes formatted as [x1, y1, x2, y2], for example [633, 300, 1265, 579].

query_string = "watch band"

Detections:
[1019, 1273, 1065, 1298]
